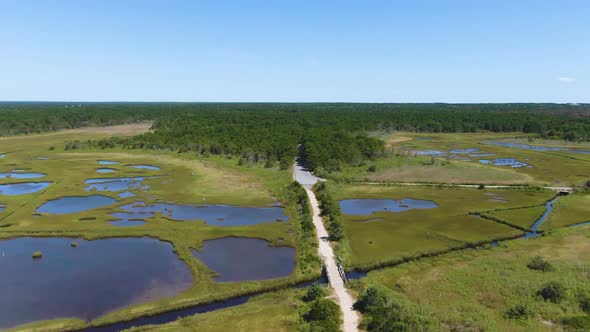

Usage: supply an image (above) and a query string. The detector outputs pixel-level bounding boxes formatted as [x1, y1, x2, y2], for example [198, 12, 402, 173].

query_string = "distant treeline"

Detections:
[3, 102, 590, 170]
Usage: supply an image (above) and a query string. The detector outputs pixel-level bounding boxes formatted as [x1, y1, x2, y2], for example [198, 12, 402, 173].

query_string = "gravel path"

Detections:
[293, 161, 360, 332]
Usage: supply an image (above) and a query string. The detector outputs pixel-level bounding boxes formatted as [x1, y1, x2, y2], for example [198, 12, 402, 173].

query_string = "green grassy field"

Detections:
[331, 184, 555, 269]
[353, 226, 590, 331]
[485, 205, 548, 230]
[0, 126, 320, 331]
[545, 193, 590, 229]
[333, 132, 590, 186]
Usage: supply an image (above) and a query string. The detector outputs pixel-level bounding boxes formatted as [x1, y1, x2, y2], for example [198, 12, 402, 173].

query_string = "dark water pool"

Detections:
[0, 203, 5, 212]
[339, 198, 438, 215]
[85, 177, 150, 192]
[192, 237, 295, 282]
[98, 160, 119, 165]
[36, 195, 117, 214]
[96, 168, 117, 173]
[0, 237, 193, 330]
[486, 141, 590, 154]
[0, 171, 46, 179]
[0, 182, 52, 196]
[119, 202, 288, 226]
[479, 158, 528, 168]
[127, 164, 160, 170]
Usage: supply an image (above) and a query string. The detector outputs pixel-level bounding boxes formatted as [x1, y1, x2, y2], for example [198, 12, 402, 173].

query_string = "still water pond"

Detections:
[0, 237, 193, 330]
[0, 171, 46, 179]
[36, 195, 117, 214]
[340, 198, 438, 215]
[127, 164, 160, 170]
[109, 211, 152, 227]
[96, 168, 117, 173]
[0, 182, 51, 196]
[479, 158, 528, 168]
[192, 237, 294, 282]
[487, 141, 590, 154]
[98, 160, 119, 165]
[85, 177, 151, 192]
[119, 202, 288, 226]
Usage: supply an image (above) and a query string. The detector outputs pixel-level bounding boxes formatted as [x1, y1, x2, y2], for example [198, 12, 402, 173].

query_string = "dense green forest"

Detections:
[2, 102, 590, 171]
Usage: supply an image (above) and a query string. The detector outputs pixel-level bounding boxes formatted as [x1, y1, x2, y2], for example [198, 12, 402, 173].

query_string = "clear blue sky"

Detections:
[0, 0, 588, 102]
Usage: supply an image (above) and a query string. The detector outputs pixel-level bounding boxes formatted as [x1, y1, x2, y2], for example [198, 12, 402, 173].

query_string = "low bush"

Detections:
[505, 304, 533, 320]
[579, 295, 590, 315]
[300, 298, 341, 332]
[527, 256, 553, 272]
[303, 284, 326, 302]
[563, 316, 590, 329]
[538, 281, 566, 303]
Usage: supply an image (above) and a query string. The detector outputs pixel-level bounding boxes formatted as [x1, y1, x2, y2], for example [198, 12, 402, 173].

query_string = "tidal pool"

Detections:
[0, 171, 46, 179]
[469, 153, 495, 157]
[85, 177, 151, 192]
[486, 141, 590, 154]
[109, 211, 152, 227]
[0, 237, 193, 330]
[450, 148, 479, 154]
[0, 182, 51, 196]
[415, 150, 447, 156]
[96, 168, 117, 173]
[36, 195, 117, 214]
[127, 164, 160, 170]
[98, 160, 119, 165]
[192, 237, 295, 282]
[340, 198, 438, 215]
[479, 158, 528, 168]
[117, 191, 136, 198]
[119, 202, 288, 226]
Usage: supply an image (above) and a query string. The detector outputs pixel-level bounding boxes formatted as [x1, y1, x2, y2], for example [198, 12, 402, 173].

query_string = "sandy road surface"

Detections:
[293, 160, 359, 332]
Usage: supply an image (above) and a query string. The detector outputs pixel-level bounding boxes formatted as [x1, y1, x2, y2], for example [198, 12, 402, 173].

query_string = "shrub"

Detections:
[579, 296, 590, 315]
[478, 184, 485, 190]
[563, 316, 590, 329]
[303, 284, 326, 302]
[328, 220, 344, 241]
[527, 256, 554, 272]
[367, 165, 377, 172]
[538, 282, 566, 303]
[303, 298, 341, 331]
[505, 304, 533, 320]
[354, 286, 384, 313]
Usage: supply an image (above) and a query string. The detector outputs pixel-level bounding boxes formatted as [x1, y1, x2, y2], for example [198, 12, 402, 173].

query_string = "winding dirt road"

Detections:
[294, 160, 360, 332]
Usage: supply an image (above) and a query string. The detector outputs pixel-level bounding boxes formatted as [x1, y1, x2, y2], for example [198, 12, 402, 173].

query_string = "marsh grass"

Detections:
[331, 184, 553, 268]
[355, 227, 590, 331]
